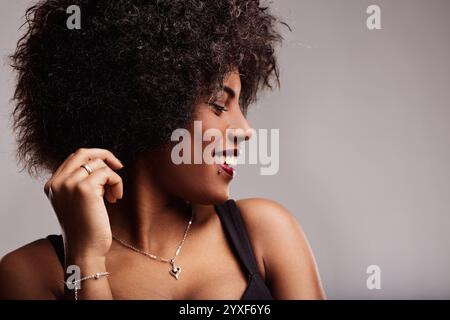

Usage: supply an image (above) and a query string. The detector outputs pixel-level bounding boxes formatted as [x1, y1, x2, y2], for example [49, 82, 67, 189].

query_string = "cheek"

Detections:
[163, 162, 230, 204]
[154, 114, 231, 204]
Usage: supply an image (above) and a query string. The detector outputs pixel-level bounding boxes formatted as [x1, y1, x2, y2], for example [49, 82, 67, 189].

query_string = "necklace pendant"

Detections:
[169, 262, 182, 280]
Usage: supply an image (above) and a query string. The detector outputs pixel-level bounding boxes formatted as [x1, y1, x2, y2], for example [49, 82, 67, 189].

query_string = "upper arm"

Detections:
[236, 198, 326, 300]
[0, 239, 62, 300]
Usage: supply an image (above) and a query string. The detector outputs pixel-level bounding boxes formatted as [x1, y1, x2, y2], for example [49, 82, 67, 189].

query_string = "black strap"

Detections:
[46, 234, 65, 267]
[214, 199, 259, 276]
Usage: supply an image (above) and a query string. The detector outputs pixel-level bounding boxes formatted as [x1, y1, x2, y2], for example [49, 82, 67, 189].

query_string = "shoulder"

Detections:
[232, 198, 300, 277]
[0, 238, 63, 299]
[234, 198, 326, 299]
[235, 198, 299, 231]
[234, 198, 305, 258]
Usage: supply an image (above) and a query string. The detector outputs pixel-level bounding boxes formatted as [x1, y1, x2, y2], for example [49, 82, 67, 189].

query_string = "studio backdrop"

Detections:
[1, 0, 449, 299]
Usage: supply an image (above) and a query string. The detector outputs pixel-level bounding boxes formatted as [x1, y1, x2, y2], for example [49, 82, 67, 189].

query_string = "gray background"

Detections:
[1, 0, 449, 299]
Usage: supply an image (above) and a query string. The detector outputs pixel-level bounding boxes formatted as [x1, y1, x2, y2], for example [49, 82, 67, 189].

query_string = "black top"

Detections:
[46, 199, 273, 300]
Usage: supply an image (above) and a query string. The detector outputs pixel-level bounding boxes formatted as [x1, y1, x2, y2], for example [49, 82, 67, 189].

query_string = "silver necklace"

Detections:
[112, 204, 194, 280]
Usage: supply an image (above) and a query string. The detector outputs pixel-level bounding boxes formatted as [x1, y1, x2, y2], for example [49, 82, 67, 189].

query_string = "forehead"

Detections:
[222, 71, 241, 94]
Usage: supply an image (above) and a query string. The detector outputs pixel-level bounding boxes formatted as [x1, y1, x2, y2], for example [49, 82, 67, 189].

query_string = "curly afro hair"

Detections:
[10, 0, 285, 177]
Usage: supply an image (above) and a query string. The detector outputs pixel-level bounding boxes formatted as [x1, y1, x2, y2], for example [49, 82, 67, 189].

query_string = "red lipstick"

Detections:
[219, 162, 235, 178]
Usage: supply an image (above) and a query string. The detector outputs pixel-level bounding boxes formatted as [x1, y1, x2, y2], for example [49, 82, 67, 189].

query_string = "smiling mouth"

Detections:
[219, 162, 235, 178]
[212, 148, 238, 178]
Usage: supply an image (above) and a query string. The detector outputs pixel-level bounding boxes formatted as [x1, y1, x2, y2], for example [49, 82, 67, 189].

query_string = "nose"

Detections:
[227, 113, 253, 144]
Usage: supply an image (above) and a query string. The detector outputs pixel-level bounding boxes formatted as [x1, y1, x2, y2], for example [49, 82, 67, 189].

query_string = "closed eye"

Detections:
[207, 102, 229, 114]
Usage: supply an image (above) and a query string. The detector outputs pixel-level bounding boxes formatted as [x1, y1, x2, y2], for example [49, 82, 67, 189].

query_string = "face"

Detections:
[146, 71, 253, 204]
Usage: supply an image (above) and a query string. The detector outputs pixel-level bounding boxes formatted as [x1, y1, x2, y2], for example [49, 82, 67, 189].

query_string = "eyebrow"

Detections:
[222, 86, 236, 99]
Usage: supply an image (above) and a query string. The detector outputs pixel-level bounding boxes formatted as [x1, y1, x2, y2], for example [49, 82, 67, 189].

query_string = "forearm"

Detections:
[63, 256, 113, 300]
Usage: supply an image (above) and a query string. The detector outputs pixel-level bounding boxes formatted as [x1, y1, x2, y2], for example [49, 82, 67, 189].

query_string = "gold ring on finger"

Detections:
[80, 164, 93, 175]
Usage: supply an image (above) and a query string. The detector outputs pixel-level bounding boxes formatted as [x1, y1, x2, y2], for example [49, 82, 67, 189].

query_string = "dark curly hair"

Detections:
[10, 0, 286, 177]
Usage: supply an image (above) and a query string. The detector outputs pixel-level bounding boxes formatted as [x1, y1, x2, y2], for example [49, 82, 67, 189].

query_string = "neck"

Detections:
[106, 155, 210, 255]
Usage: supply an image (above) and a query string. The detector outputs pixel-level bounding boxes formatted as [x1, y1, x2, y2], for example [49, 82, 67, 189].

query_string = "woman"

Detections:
[0, 0, 325, 299]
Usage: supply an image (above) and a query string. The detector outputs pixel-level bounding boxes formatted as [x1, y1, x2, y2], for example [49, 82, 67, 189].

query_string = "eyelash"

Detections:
[208, 102, 229, 114]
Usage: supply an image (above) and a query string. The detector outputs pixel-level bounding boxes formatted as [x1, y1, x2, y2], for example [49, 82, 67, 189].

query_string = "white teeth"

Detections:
[214, 154, 225, 164]
[225, 155, 237, 166]
[213, 151, 237, 166]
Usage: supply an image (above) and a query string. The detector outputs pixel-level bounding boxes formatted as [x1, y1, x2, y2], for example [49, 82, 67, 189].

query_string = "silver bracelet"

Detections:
[65, 272, 111, 300]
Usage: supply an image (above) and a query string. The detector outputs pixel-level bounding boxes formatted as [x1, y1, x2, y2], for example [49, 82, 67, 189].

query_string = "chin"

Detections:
[190, 187, 230, 205]
[210, 190, 230, 204]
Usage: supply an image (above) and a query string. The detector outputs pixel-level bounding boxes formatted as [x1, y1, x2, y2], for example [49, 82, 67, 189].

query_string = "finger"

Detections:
[65, 158, 109, 185]
[44, 153, 77, 197]
[44, 146, 121, 197]
[64, 158, 115, 202]
[61, 148, 123, 175]
[48, 148, 123, 198]
[80, 166, 123, 203]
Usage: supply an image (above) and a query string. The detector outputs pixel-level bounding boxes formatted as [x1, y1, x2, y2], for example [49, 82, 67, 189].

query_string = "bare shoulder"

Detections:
[235, 198, 299, 233]
[235, 198, 326, 299]
[234, 198, 304, 259]
[0, 238, 63, 299]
